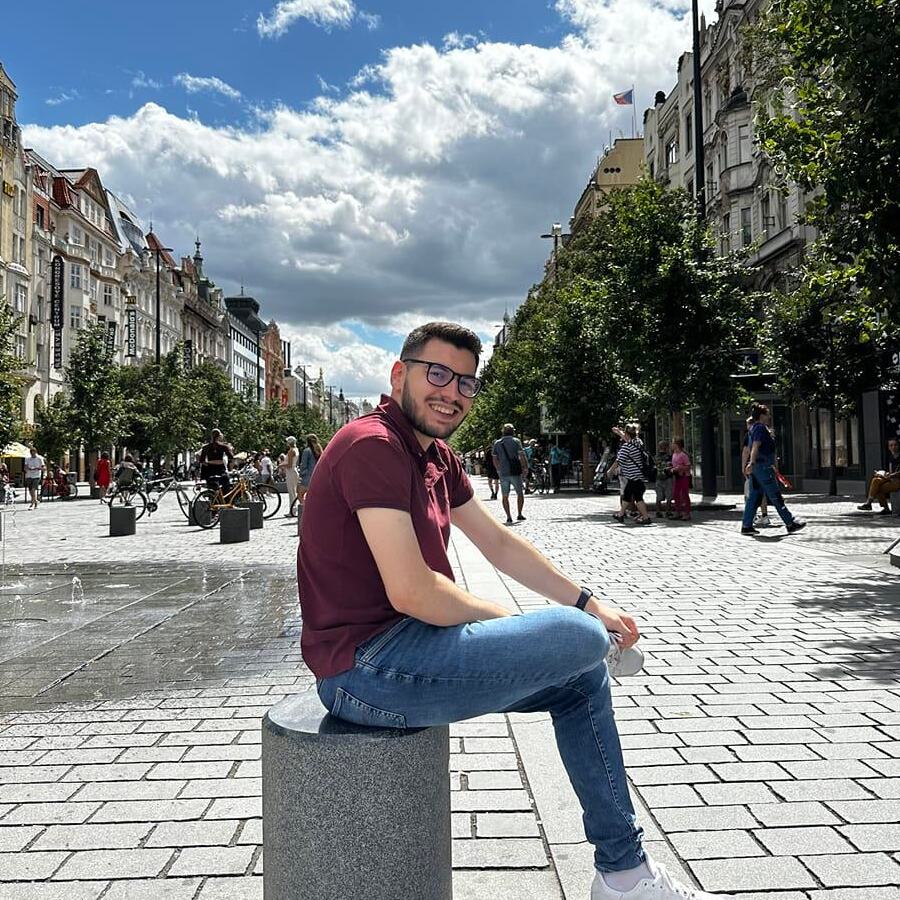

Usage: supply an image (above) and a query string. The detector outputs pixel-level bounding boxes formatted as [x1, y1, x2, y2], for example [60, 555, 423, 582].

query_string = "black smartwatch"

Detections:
[575, 587, 594, 611]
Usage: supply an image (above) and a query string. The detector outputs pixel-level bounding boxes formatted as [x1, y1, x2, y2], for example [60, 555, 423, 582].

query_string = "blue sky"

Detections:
[10, 0, 708, 396]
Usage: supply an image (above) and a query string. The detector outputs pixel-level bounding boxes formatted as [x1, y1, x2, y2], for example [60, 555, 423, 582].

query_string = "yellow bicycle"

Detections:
[190, 473, 258, 529]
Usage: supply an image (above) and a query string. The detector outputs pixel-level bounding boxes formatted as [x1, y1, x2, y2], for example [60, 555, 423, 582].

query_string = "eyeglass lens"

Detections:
[426, 364, 480, 397]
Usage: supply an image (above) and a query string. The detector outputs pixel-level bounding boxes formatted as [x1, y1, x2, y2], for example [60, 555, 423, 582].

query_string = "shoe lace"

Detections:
[653, 863, 699, 898]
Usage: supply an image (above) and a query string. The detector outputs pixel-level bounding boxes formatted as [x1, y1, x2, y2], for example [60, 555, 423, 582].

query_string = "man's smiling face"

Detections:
[391, 338, 478, 447]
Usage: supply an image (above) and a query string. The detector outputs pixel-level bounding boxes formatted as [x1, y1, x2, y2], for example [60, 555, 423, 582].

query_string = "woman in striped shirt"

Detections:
[609, 424, 652, 525]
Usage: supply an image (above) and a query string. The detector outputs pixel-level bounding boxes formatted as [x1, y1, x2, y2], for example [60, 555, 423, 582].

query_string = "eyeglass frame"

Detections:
[400, 358, 483, 398]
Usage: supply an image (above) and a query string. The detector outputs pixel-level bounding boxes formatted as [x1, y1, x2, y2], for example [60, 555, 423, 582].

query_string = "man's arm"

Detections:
[356, 507, 512, 626]
[451, 498, 639, 646]
[518, 450, 529, 473]
[745, 439, 762, 472]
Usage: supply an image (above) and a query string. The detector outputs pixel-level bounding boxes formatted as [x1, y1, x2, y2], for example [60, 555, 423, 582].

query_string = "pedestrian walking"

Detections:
[299, 320, 725, 900]
[857, 436, 900, 514]
[653, 440, 674, 518]
[550, 443, 563, 493]
[741, 416, 770, 527]
[284, 436, 300, 516]
[609, 425, 651, 525]
[95, 451, 112, 500]
[258, 448, 274, 486]
[670, 439, 692, 521]
[482, 444, 499, 499]
[197, 429, 235, 491]
[741, 403, 806, 536]
[297, 433, 323, 508]
[24, 447, 45, 509]
[492, 423, 529, 525]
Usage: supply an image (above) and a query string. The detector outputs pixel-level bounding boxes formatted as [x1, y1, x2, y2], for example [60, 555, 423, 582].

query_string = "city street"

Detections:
[0, 484, 899, 898]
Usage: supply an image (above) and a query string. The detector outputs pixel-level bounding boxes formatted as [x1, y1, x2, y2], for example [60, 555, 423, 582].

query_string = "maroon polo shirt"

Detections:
[297, 394, 474, 678]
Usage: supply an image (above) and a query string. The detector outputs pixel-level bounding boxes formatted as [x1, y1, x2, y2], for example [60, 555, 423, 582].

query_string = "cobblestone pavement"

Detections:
[0, 485, 899, 898]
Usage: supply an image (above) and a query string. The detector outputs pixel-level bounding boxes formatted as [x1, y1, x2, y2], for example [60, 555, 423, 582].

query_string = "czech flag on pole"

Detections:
[613, 88, 634, 105]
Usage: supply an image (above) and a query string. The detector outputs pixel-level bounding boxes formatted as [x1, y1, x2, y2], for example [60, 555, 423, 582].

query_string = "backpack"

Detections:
[497, 439, 523, 476]
[641, 448, 657, 483]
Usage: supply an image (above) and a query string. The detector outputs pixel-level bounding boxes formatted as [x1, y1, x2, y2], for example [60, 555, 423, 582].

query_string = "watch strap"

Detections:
[575, 587, 593, 611]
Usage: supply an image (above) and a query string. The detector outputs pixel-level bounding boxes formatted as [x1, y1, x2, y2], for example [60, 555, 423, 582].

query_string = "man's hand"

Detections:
[585, 597, 640, 648]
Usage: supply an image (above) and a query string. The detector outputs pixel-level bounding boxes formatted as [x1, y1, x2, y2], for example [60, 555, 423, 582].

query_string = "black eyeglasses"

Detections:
[401, 358, 483, 398]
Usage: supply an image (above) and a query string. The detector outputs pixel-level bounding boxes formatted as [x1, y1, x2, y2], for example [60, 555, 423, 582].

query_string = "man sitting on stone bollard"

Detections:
[298, 321, 725, 900]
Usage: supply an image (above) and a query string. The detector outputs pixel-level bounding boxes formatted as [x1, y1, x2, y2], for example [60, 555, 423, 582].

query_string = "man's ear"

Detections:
[389, 360, 405, 393]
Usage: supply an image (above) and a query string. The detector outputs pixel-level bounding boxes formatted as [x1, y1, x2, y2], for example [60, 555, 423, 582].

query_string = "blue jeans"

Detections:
[742, 462, 794, 528]
[317, 605, 645, 873]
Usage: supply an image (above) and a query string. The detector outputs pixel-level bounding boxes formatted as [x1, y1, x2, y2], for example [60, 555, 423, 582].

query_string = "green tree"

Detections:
[65, 322, 125, 482]
[0, 300, 25, 451]
[32, 393, 75, 464]
[751, 0, 900, 330]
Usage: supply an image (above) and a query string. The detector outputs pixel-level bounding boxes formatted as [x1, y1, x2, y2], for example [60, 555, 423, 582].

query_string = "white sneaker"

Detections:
[592, 862, 725, 899]
[606, 632, 645, 677]
[755, 514, 771, 527]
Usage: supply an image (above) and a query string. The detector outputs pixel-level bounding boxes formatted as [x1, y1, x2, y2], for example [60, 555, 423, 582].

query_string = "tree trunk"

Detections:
[829, 401, 838, 496]
[582, 434, 592, 490]
[700, 412, 718, 502]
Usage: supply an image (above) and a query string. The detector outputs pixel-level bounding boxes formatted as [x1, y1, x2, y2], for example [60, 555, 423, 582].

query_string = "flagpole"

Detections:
[632, 83, 637, 138]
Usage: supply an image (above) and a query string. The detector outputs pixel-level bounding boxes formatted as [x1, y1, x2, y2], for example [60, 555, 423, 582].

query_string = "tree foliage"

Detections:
[751, 0, 900, 331]
[454, 179, 758, 451]
[0, 300, 25, 452]
[32, 393, 74, 464]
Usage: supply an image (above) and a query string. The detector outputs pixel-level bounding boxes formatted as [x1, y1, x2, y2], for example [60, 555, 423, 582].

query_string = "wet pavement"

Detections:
[0, 565, 299, 712]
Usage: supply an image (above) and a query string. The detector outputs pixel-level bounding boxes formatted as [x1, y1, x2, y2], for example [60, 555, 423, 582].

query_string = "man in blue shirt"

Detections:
[741, 403, 806, 536]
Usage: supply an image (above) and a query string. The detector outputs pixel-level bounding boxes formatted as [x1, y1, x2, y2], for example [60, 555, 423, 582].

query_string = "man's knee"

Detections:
[540, 606, 610, 675]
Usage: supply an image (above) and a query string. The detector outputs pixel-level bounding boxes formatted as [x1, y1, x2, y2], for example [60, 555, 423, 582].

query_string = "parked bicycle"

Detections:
[102, 478, 149, 520]
[240, 465, 282, 519]
[142, 475, 198, 519]
[191, 472, 260, 530]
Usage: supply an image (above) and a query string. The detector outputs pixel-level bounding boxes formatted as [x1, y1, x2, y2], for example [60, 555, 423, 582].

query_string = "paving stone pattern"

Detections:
[0, 486, 899, 897]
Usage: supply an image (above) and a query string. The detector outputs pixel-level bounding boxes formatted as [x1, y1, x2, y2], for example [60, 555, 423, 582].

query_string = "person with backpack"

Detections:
[609, 424, 652, 525]
[492, 423, 529, 525]
[670, 438, 692, 521]
[298, 434, 323, 506]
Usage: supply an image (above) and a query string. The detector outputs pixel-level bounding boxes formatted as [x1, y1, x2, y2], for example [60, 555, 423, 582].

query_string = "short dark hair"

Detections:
[751, 402, 769, 421]
[401, 322, 482, 361]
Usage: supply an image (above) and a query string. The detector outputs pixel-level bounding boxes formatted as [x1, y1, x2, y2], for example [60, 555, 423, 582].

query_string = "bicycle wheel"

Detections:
[68, 483, 79, 500]
[175, 486, 192, 520]
[192, 489, 219, 529]
[127, 490, 148, 521]
[254, 483, 281, 518]
[290, 494, 300, 517]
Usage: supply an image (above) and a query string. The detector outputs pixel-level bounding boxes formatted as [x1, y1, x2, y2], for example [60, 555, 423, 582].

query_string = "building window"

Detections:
[811, 411, 859, 471]
[738, 124, 751, 163]
[686, 179, 694, 198]
[104, 247, 114, 267]
[103, 283, 113, 305]
[14, 282, 27, 312]
[70, 264, 82, 290]
[35, 205, 45, 230]
[778, 192, 789, 230]
[721, 213, 731, 254]
[719, 138, 728, 172]
[706, 162, 714, 193]
[15, 334, 26, 360]
[761, 194, 772, 231]
[71, 226, 83, 246]
[665, 137, 679, 167]
[741, 207, 752, 247]
[685, 112, 693, 153]
[70, 305, 82, 329]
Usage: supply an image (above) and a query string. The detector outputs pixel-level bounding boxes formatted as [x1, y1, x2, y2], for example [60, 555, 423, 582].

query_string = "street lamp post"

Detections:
[540, 222, 570, 284]
[691, 1, 719, 503]
[146, 237, 173, 365]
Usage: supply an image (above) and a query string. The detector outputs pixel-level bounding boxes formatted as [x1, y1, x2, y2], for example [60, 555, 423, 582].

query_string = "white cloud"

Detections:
[358, 10, 381, 30]
[45, 90, 78, 107]
[174, 73, 242, 101]
[25, 0, 718, 386]
[131, 71, 162, 90]
[257, 0, 356, 37]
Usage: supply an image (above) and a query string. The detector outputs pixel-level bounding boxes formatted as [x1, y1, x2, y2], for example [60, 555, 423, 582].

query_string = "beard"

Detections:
[400, 381, 463, 440]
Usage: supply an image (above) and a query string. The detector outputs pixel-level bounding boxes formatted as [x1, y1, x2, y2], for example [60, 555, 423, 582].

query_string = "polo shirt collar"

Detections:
[377, 394, 447, 483]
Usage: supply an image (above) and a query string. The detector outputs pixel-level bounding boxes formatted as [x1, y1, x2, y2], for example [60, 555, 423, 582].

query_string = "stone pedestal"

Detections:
[109, 505, 136, 537]
[236, 499, 264, 529]
[261, 691, 451, 900]
[219, 506, 250, 543]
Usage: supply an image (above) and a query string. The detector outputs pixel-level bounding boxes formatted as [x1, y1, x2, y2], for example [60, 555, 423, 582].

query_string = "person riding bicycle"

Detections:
[198, 429, 235, 492]
[114, 455, 140, 488]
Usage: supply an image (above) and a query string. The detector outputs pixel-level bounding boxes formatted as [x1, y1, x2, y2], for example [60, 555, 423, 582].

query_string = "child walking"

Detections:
[671, 438, 691, 521]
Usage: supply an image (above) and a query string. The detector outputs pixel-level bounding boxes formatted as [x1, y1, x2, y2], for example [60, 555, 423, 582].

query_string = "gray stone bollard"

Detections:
[262, 691, 451, 900]
[109, 505, 136, 537]
[219, 506, 250, 543]
[236, 499, 264, 529]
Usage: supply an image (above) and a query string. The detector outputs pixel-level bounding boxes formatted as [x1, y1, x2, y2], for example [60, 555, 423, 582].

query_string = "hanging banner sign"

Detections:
[183, 339, 193, 370]
[53, 327, 63, 369]
[126, 308, 137, 357]
[105, 320, 117, 356]
[50, 255, 64, 330]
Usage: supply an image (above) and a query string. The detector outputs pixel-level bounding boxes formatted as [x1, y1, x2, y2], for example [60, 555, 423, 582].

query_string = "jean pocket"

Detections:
[356, 616, 414, 664]
[332, 686, 407, 730]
